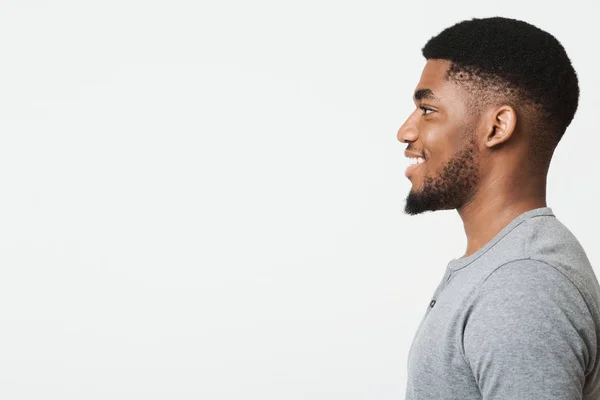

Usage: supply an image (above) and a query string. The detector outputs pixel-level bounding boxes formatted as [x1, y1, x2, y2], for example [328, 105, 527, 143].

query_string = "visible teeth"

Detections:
[408, 157, 425, 166]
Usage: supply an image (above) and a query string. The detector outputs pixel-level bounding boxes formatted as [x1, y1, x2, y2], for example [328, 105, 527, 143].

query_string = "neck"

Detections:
[456, 174, 548, 259]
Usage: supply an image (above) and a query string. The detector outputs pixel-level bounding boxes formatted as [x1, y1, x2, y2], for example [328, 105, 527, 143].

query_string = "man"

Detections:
[398, 17, 600, 399]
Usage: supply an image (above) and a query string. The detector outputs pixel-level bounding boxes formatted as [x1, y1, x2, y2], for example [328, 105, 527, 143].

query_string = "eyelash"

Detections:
[419, 105, 434, 115]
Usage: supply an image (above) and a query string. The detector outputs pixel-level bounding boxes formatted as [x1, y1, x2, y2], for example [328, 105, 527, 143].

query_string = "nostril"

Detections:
[398, 127, 418, 143]
[397, 118, 419, 143]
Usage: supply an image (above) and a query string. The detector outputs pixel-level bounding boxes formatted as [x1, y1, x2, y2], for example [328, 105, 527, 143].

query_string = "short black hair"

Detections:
[422, 17, 579, 152]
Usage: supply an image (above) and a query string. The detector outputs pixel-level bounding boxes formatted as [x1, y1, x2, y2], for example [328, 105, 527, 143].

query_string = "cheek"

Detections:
[423, 142, 453, 174]
[423, 123, 466, 164]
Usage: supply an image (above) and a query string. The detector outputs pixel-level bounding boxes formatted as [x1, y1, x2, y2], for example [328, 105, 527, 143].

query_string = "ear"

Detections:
[485, 105, 517, 148]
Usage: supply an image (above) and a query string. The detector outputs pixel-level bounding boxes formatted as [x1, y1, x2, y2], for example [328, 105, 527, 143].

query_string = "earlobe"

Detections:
[485, 106, 517, 148]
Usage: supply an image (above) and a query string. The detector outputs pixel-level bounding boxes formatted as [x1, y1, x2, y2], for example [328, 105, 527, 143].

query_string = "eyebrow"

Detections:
[414, 88, 439, 102]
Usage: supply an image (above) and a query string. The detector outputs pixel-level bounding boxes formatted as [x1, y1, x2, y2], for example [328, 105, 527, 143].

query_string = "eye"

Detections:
[419, 105, 434, 115]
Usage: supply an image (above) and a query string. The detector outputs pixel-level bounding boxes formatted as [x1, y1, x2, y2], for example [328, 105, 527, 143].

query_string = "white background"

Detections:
[0, 0, 598, 399]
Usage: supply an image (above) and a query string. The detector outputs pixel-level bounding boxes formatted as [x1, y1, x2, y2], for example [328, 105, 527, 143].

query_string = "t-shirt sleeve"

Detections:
[463, 259, 595, 400]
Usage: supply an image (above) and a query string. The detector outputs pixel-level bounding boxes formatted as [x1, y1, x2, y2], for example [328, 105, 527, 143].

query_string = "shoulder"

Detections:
[464, 258, 595, 371]
[471, 258, 591, 325]
[462, 258, 596, 398]
[482, 258, 579, 293]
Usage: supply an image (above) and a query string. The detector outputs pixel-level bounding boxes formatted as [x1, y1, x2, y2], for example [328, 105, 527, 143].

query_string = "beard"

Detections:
[404, 134, 480, 215]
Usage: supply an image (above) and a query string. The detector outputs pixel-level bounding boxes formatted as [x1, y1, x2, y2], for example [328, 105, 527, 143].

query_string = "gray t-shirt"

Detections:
[405, 207, 600, 399]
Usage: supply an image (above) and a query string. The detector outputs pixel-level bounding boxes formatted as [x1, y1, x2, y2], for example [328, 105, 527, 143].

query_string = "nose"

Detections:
[397, 109, 419, 143]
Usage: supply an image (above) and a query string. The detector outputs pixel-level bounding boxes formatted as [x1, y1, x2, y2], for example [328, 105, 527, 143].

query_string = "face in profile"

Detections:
[397, 59, 483, 215]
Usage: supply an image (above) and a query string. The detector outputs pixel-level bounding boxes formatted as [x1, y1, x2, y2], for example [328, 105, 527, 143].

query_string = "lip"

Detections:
[405, 160, 425, 178]
[404, 150, 425, 159]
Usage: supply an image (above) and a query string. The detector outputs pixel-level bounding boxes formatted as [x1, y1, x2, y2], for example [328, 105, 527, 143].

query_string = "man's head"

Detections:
[398, 17, 579, 215]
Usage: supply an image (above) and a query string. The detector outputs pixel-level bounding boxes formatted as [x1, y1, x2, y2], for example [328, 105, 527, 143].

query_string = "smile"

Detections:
[405, 157, 425, 178]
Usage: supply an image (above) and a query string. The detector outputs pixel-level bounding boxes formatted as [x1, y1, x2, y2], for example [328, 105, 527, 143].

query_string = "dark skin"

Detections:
[397, 59, 548, 258]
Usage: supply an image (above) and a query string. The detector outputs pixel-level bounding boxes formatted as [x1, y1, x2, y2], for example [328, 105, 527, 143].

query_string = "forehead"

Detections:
[414, 59, 453, 97]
